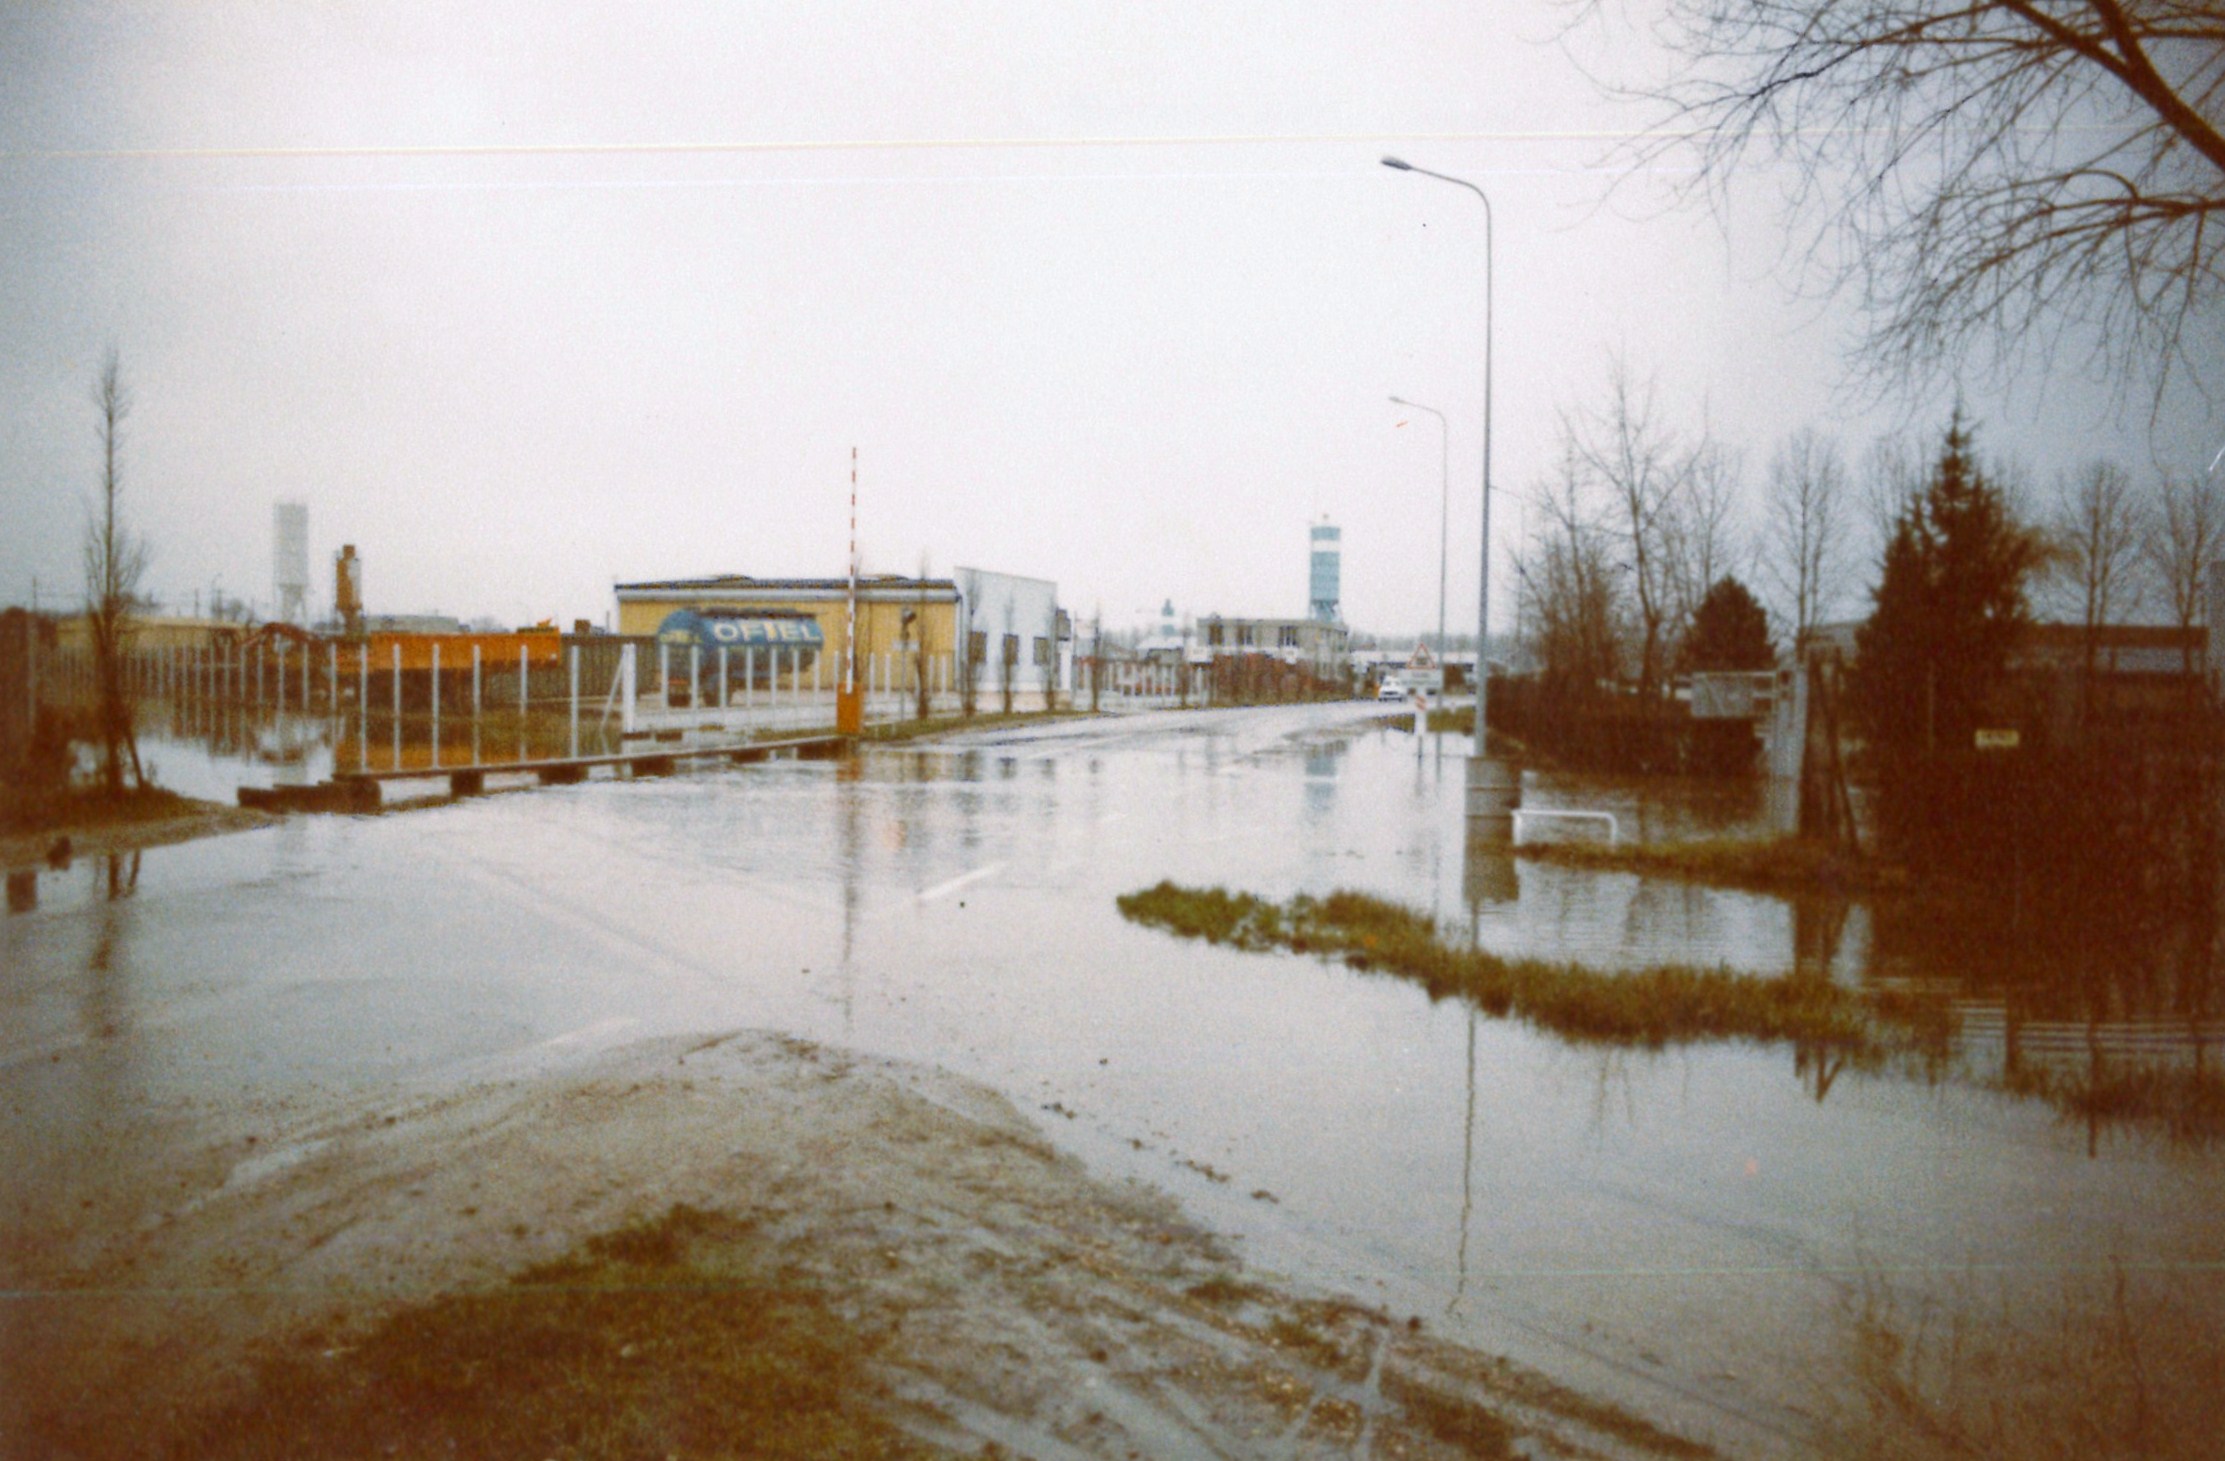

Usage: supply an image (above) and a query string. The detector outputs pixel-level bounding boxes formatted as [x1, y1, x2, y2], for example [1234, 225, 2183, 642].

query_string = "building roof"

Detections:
[615, 575, 960, 602]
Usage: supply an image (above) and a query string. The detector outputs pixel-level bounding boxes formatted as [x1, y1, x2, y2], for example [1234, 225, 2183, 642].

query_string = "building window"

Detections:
[968, 630, 987, 664]
[1279, 625, 1300, 648]
[1032, 636, 1051, 667]
[1001, 633, 1019, 665]
[1238, 624, 1255, 647]
[1207, 622, 1224, 647]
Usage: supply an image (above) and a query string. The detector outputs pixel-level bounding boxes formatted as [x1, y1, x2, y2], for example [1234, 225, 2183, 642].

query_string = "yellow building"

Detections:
[612, 575, 963, 694]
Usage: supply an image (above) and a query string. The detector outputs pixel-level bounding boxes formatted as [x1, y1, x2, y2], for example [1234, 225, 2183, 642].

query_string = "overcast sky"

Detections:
[3, 1, 2216, 637]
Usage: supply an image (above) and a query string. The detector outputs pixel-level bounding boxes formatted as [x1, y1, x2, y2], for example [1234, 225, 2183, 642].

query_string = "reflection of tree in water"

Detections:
[1794, 896, 1852, 981]
[1869, 747, 2222, 1027]
[1857, 748, 2225, 1141]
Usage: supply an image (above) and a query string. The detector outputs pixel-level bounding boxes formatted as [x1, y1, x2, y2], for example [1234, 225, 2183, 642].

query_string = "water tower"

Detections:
[273, 500, 309, 625]
[1308, 518, 1341, 623]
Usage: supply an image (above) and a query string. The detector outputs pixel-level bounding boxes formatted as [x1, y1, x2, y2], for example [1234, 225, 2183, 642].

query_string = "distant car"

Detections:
[1375, 680, 1407, 702]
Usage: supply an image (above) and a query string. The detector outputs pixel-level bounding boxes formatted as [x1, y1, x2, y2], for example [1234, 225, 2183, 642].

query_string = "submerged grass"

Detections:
[1117, 882, 2225, 1140]
[1513, 834, 1910, 899]
[0, 782, 212, 837]
[156, 1203, 941, 1461]
[1117, 882, 1872, 1051]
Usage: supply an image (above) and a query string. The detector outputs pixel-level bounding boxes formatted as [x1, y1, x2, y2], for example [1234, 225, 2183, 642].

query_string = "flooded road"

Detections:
[6, 702, 2222, 1456]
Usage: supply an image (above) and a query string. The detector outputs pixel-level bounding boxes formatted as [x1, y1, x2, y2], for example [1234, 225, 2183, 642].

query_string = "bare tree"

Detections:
[998, 604, 1016, 716]
[1041, 603, 1062, 714]
[2048, 458, 2150, 727]
[1762, 427, 1851, 646]
[2146, 466, 2224, 677]
[1858, 432, 1927, 584]
[1089, 608, 1104, 712]
[907, 563, 932, 722]
[1663, 432, 1744, 656]
[83, 348, 148, 796]
[1516, 434, 1627, 694]
[1585, 2, 2225, 401]
[1566, 360, 1686, 700]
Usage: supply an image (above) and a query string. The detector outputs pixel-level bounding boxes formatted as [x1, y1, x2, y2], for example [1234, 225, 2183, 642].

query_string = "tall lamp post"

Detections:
[1387, 395, 1449, 693]
[1383, 155, 1518, 837]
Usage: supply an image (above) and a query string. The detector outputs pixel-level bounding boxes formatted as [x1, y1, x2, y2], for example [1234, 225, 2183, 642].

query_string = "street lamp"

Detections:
[1387, 395, 1449, 687]
[1383, 154, 1518, 834]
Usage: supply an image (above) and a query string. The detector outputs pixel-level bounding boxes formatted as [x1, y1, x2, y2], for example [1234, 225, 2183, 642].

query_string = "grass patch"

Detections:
[1117, 882, 1871, 1051]
[1, 783, 214, 837]
[1514, 835, 1910, 899]
[856, 708, 1099, 744]
[160, 1203, 942, 1461]
[1117, 882, 2225, 1140]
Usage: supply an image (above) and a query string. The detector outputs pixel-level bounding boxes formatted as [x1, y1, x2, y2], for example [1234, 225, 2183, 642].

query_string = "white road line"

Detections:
[918, 862, 1006, 902]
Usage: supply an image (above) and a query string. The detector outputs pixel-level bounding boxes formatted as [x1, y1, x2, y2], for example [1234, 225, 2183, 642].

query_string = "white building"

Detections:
[954, 566, 1067, 710]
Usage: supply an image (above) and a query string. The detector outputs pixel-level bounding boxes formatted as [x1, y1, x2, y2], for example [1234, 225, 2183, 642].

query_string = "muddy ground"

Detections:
[0, 801, 275, 874]
[2, 1030, 1714, 1459]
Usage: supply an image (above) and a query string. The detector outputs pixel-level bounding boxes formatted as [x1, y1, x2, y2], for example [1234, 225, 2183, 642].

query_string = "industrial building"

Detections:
[613, 567, 1067, 712]
[1196, 615, 1351, 683]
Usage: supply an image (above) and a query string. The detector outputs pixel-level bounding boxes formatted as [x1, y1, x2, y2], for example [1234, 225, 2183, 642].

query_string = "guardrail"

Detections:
[1509, 808, 1620, 846]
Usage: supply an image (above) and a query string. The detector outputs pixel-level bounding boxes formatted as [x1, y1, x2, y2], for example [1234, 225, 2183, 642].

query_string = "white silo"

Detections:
[273, 500, 309, 625]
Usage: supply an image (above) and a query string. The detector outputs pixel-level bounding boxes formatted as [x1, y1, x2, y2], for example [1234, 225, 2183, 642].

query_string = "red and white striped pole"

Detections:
[838, 446, 863, 734]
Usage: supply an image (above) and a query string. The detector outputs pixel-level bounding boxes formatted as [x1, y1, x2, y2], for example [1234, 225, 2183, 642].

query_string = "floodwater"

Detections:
[6, 702, 2222, 1455]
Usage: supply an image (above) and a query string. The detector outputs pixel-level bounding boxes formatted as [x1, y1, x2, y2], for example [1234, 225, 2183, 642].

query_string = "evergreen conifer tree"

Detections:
[1677, 576, 1774, 674]
[1854, 414, 2042, 763]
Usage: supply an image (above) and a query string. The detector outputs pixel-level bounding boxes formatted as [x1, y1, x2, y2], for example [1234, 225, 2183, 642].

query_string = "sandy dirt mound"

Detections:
[3, 1031, 1711, 1459]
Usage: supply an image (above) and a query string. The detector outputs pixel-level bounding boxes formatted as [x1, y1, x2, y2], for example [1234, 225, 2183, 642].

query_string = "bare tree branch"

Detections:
[2146, 464, 2224, 673]
[1564, 357, 1690, 699]
[2043, 458, 2150, 726]
[1576, 1, 2225, 403]
[83, 347, 148, 795]
[1762, 426, 1852, 642]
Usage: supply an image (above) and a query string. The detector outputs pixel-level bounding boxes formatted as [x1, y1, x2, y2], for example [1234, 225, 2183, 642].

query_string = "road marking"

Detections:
[918, 863, 1006, 902]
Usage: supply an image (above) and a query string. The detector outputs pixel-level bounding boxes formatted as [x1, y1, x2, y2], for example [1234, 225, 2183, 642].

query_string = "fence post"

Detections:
[620, 642, 638, 734]
[472, 644, 482, 721]
[568, 644, 580, 758]
[690, 644, 701, 713]
[719, 646, 730, 711]
[430, 642, 441, 769]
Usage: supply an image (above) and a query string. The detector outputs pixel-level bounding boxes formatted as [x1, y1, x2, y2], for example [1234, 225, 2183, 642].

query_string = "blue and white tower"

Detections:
[1308, 519, 1341, 623]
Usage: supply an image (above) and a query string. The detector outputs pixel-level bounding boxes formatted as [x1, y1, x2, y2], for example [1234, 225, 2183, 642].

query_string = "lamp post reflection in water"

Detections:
[1463, 833, 1519, 921]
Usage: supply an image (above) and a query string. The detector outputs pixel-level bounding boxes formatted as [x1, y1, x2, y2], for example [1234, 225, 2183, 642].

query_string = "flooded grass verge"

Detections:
[858, 707, 1100, 743]
[1513, 835, 1908, 899]
[1, 786, 273, 871]
[1117, 881, 1872, 1050]
[1117, 882, 2225, 1141]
